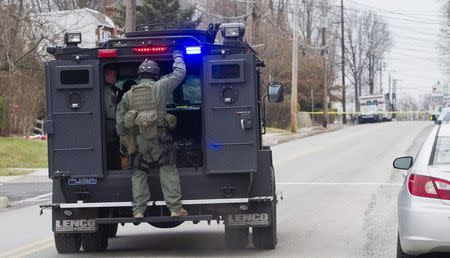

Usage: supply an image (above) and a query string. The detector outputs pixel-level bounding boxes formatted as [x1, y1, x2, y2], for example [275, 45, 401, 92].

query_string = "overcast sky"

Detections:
[344, 0, 446, 97]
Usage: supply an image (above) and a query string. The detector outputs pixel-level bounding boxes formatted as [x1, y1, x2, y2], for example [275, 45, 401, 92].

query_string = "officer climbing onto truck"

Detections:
[116, 50, 189, 219]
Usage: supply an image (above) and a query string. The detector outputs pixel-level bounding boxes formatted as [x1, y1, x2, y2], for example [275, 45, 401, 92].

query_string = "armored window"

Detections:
[212, 64, 240, 79]
[60, 70, 90, 85]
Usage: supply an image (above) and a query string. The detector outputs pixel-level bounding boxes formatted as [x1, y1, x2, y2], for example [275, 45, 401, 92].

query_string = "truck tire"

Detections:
[107, 223, 118, 238]
[149, 221, 183, 228]
[253, 167, 277, 249]
[252, 204, 277, 249]
[225, 227, 249, 249]
[54, 233, 81, 253]
[81, 225, 108, 252]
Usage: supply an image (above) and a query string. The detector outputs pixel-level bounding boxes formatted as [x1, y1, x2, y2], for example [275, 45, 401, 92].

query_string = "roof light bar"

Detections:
[185, 46, 202, 55]
[133, 46, 168, 54]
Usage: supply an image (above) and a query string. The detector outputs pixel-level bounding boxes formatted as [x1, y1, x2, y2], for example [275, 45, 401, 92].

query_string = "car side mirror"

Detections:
[435, 119, 442, 125]
[267, 82, 284, 103]
[393, 156, 414, 170]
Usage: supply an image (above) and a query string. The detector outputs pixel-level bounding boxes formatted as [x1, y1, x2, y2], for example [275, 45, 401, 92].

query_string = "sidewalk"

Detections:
[0, 168, 50, 184]
[263, 124, 344, 146]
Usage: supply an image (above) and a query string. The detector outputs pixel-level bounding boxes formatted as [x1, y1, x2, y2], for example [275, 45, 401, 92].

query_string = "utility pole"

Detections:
[126, 0, 136, 33]
[290, 3, 299, 133]
[379, 61, 384, 93]
[321, 27, 329, 129]
[388, 72, 392, 103]
[393, 79, 397, 114]
[340, 0, 347, 124]
[311, 89, 314, 123]
[246, 0, 254, 44]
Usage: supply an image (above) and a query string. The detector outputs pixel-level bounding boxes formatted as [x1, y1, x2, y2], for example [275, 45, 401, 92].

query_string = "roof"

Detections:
[36, 8, 115, 28]
[359, 94, 385, 99]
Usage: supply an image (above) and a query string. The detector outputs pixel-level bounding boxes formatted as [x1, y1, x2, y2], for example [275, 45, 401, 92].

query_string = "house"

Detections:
[35, 8, 122, 48]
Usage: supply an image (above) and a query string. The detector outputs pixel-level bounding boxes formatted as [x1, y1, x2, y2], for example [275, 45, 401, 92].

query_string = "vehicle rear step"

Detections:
[96, 215, 214, 224]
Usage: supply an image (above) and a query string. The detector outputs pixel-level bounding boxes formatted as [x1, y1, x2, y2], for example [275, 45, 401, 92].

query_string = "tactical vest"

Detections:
[129, 82, 162, 140]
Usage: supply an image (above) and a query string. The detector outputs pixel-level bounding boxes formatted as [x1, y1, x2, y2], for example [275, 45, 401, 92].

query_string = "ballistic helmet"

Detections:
[137, 59, 160, 76]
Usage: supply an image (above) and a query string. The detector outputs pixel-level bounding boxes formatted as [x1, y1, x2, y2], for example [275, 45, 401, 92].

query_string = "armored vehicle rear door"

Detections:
[45, 60, 103, 178]
[203, 54, 259, 174]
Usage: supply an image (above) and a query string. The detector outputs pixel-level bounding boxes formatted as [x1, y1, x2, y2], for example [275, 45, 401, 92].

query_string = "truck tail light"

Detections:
[408, 174, 450, 200]
[98, 49, 117, 58]
[133, 46, 168, 54]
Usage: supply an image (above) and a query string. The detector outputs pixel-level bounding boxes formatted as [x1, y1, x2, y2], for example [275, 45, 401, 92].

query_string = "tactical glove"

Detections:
[173, 50, 183, 59]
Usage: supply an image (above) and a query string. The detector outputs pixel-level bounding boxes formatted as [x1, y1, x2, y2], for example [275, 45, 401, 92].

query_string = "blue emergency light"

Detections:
[185, 46, 202, 55]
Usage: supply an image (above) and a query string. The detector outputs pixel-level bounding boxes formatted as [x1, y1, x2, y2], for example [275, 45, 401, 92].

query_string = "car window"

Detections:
[444, 112, 450, 122]
[367, 101, 372, 106]
[373, 100, 378, 106]
[432, 136, 450, 165]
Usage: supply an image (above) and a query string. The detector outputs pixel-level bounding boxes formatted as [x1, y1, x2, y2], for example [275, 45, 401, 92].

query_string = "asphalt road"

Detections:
[0, 121, 435, 257]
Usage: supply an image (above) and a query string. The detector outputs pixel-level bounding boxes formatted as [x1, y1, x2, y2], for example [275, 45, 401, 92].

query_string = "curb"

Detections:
[0, 196, 10, 208]
[266, 125, 344, 146]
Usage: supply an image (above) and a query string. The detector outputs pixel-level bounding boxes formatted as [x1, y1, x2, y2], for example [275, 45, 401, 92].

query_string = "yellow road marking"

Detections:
[0, 238, 53, 258]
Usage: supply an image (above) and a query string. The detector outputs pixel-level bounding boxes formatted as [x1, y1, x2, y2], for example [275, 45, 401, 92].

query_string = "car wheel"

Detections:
[54, 233, 81, 254]
[397, 234, 416, 258]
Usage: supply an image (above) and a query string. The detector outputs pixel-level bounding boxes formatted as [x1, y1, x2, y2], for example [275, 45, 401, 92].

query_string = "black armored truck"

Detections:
[41, 23, 284, 253]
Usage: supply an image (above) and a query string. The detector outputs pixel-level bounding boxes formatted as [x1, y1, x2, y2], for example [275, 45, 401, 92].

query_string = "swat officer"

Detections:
[104, 67, 121, 170]
[116, 51, 188, 219]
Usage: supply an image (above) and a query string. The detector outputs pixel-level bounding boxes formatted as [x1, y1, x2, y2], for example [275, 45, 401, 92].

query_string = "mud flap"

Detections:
[224, 202, 273, 228]
[53, 208, 98, 234]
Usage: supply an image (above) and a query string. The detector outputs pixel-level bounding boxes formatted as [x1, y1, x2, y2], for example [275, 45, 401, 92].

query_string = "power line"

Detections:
[345, 0, 445, 24]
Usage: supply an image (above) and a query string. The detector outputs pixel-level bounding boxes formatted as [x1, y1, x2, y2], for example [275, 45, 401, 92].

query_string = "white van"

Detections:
[358, 94, 393, 123]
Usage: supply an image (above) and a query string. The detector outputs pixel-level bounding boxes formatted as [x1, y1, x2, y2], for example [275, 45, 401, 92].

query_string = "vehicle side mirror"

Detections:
[267, 82, 284, 103]
[435, 119, 442, 125]
[393, 156, 413, 170]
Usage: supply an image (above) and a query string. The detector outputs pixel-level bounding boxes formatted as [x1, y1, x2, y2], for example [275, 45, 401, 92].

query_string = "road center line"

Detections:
[276, 182, 403, 186]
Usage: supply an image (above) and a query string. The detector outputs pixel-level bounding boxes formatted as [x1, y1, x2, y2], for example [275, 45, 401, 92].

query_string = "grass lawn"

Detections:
[0, 137, 47, 172]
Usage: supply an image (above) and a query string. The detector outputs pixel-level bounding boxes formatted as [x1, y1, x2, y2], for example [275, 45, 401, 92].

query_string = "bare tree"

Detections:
[27, 0, 109, 12]
[344, 11, 367, 111]
[363, 12, 391, 94]
[344, 10, 391, 111]
[0, 1, 62, 135]
[440, 1, 450, 75]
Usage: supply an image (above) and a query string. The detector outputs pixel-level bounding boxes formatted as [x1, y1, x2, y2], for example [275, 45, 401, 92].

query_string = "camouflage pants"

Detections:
[132, 164, 182, 214]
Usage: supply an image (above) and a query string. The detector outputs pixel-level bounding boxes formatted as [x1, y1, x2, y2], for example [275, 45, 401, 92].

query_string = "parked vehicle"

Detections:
[358, 94, 393, 123]
[394, 124, 450, 257]
[429, 92, 444, 121]
[41, 23, 283, 253]
[435, 107, 450, 125]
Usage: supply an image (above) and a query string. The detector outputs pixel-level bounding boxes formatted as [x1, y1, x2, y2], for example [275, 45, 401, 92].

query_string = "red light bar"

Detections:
[133, 46, 168, 54]
[98, 49, 117, 58]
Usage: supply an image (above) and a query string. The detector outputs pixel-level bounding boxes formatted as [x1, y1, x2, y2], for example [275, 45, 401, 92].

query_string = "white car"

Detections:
[435, 107, 450, 125]
[394, 124, 450, 257]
